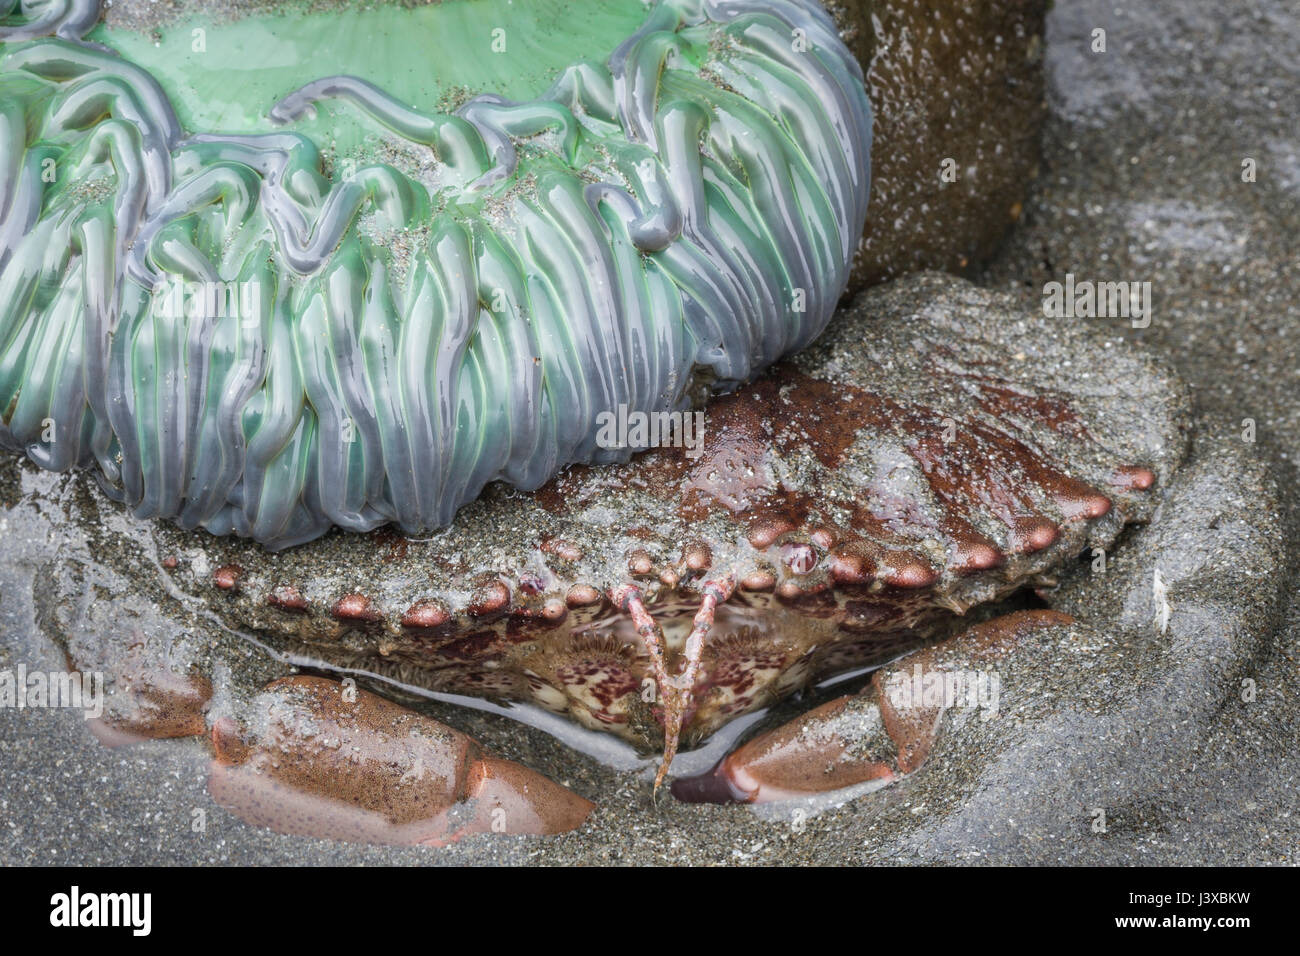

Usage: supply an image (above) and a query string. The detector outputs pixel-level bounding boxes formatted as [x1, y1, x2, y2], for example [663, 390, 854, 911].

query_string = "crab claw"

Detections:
[65, 639, 213, 748]
[671, 692, 900, 804]
[208, 676, 593, 845]
[673, 610, 1073, 803]
[86, 664, 213, 748]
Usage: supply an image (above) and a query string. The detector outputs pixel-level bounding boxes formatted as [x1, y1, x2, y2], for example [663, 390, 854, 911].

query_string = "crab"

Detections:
[47, 273, 1189, 844]
[10, 0, 1185, 847]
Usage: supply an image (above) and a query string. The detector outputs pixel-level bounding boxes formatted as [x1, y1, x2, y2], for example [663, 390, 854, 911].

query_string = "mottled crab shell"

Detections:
[0, 0, 871, 548]
[102, 276, 1189, 774]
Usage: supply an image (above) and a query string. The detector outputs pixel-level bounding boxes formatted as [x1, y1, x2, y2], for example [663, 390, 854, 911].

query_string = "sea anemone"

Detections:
[0, 0, 871, 548]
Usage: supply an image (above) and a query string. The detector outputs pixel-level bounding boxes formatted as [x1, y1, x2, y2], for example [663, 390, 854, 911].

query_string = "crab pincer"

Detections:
[208, 676, 593, 845]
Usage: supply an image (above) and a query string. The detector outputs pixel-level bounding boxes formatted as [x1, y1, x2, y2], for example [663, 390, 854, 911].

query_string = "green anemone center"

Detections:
[90, 0, 650, 153]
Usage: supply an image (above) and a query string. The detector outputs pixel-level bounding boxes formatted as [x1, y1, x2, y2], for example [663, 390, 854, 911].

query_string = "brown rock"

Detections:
[846, 0, 1048, 289]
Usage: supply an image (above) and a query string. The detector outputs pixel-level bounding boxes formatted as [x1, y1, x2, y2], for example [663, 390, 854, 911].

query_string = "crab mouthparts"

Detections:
[614, 576, 737, 793]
